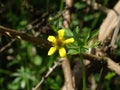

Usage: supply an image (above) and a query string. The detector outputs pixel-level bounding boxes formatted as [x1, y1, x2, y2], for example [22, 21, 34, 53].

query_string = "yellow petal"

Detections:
[47, 36, 56, 43]
[59, 47, 66, 57]
[58, 29, 65, 40]
[48, 47, 57, 56]
[64, 38, 74, 44]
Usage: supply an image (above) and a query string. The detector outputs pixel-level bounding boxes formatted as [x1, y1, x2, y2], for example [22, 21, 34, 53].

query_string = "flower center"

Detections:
[56, 38, 63, 47]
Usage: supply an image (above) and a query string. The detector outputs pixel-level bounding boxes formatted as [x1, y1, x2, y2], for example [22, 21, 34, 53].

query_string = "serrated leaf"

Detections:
[64, 28, 74, 37]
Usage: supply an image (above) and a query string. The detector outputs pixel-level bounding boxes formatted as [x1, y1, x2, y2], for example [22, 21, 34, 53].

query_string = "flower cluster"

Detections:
[47, 29, 74, 57]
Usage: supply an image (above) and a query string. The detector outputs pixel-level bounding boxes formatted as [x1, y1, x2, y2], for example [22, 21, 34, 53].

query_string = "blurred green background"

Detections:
[0, 0, 120, 90]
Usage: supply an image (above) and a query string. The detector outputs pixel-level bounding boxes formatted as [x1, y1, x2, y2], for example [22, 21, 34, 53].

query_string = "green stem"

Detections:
[79, 48, 86, 90]
[59, 0, 64, 11]
[26, 77, 29, 90]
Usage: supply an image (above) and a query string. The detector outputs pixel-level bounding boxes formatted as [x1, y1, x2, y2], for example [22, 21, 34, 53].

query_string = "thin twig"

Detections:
[0, 39, 16, 53]
[33, 61, 61, 90]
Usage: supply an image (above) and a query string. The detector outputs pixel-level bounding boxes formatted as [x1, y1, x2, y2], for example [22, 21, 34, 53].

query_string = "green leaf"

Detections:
[75, 26, 80, 34]
[13, 77, 21, 83]
[68, 49, 79, 55]
[32, 55, 42, 66]
[21, 80, 26, 89]
[74, 2, 86, 9]
[105, 72, 116, 80]
[84, 15, 94, 21]
[64, 28, 74, 37]
[19, 20, 27, 26]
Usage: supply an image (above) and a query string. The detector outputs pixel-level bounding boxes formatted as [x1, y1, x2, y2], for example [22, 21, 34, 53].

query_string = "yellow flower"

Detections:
[47, 29, 74, 57]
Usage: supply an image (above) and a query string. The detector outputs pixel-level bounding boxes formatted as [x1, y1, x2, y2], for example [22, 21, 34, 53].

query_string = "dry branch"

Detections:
[63, 0, 73, 28]
[61, 0, 75, 90]
[0, 25, 51, 48]
[61, 57, 75, 90]
[98, 1, 120, 42]
[83, 0, 109, 13]
[83, 53, 120, 76]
